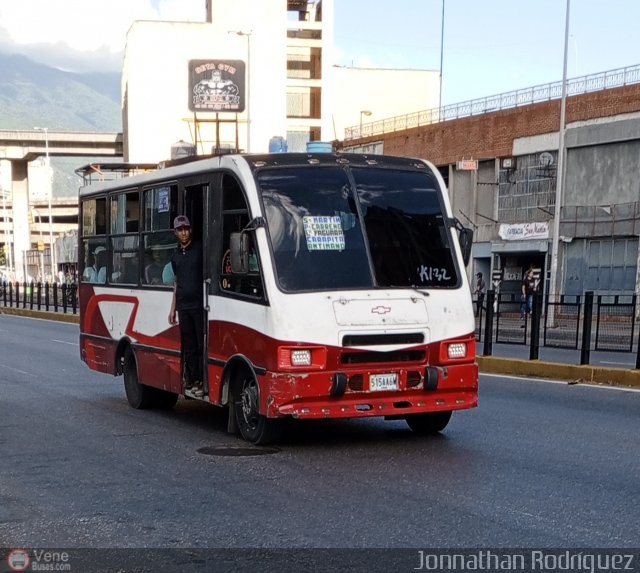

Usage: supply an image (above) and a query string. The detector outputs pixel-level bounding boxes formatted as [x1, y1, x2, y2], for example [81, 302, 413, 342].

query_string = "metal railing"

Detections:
[0, 282, 78, 315]
[345, 63, 640, 140]
[476, 290, 640, 369]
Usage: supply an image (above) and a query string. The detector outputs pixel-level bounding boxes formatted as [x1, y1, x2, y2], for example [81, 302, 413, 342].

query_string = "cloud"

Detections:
[0, 0, 204, 71]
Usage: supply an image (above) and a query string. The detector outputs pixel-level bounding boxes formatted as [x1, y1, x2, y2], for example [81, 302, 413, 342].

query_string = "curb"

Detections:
[0, 306, 80, 324]
[478, 356, 640, 389]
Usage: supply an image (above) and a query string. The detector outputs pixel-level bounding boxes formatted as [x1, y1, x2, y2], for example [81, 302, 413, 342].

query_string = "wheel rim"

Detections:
[240, 376, 260, 431]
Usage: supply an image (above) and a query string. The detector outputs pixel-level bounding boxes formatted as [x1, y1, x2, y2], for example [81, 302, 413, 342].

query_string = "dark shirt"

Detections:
[171, 241, 203, 311]
[522, 275, 536, 296]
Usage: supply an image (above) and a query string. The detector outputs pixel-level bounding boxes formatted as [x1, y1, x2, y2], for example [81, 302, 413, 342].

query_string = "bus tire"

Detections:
[232, 368, 283, 445]
[405, 411, 452, 435]
[151, 389, 179, 410]
[123, 347, 156, 409]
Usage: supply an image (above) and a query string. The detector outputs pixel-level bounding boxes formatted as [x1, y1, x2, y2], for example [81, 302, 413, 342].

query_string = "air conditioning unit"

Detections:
[501, 157, 515, 169]
[539, 151, 555, 167]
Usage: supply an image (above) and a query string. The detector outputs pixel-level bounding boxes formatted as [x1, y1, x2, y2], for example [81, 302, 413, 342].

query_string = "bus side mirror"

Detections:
[458, 227, 473, 267]
[230, 232, 249, 274]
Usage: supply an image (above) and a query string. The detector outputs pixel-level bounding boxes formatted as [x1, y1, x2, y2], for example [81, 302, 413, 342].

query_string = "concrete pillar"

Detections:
[10, 160, 30, 282]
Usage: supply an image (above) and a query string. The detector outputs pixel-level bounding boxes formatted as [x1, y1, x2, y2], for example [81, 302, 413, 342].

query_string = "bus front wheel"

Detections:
[405, 411, 452, 435]
[232, 369, 283, 445]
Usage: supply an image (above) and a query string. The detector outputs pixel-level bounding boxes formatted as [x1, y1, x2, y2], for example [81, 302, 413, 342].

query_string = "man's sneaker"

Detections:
[192, 382, 205, 397]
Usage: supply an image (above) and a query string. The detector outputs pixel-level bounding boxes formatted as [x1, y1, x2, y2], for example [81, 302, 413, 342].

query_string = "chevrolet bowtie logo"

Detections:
[371, 305, 391, 315]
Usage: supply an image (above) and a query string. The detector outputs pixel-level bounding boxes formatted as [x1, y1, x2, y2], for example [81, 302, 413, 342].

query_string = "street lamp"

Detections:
[34, 126, 55, 279]
[360, 110, 372, 137]
[228, 31, 252, 152]
[32, 207, 45, 282]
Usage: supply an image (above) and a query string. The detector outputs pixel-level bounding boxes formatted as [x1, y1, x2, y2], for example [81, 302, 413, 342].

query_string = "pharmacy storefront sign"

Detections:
[499, 222, 549, 241]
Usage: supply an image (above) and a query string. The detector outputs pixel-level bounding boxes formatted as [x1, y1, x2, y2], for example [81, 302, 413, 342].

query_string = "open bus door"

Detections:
[184, 182, 211, 398]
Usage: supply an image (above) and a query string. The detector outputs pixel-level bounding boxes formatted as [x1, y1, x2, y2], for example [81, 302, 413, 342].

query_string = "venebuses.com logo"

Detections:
[6, 549, 30, 571]
[5, 548, 71, 571]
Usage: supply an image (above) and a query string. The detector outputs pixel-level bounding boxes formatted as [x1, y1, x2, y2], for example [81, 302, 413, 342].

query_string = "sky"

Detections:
[0, 0, 639, 106]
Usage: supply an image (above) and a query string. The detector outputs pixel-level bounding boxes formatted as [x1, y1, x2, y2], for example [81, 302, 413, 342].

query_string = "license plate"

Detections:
[369, 373, 398, 392]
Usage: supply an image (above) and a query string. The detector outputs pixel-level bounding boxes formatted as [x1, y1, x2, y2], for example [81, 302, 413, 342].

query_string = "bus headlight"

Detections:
[447, 342, 467, 359]
[277, 346, 327, 370]
[291, 349, 311, 366]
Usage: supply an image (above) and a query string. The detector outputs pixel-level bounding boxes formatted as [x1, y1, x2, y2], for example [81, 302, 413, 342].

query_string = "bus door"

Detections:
[184, 182, 211, 396]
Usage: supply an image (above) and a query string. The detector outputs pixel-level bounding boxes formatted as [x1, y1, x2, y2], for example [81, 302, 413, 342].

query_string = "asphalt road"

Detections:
[0, 314, 638, 570]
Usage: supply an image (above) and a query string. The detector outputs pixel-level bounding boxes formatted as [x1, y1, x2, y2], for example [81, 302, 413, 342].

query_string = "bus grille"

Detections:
[342, 333, 424, 346]
[341, 350, 426, 364]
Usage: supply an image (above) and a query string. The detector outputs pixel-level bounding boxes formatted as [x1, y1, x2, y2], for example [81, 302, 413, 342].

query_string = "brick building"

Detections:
[344, 69, 640, 298]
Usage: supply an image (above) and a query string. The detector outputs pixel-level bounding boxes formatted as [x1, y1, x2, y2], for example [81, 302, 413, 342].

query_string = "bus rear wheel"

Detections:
[123, 347, 178, 410]
[233, 368, 283, 445]
[405, 411, 452, 435]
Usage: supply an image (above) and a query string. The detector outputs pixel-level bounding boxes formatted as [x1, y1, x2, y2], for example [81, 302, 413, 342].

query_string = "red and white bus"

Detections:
[79, 153, 477, 444]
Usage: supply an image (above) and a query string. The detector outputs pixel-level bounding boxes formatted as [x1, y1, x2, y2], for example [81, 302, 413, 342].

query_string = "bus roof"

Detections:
[77, 152, 432, 198]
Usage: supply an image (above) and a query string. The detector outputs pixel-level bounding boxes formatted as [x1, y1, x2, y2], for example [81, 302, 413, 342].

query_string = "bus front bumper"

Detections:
[265, 362, 478, 420]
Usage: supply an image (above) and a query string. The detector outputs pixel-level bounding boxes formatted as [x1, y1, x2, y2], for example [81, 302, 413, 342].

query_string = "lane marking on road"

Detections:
[599, 360, 633, 366]
[52, 339, 77, 346]
[482, 372, 640, 393]
[0, 363, 37, 377]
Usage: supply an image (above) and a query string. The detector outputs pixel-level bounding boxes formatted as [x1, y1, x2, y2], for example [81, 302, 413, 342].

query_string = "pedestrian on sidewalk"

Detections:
[474, 272, 486, 317]
[520, 269, 536, 323]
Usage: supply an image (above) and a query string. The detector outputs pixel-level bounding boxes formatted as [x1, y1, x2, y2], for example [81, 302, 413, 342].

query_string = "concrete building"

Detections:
[122, 0, 438, 161]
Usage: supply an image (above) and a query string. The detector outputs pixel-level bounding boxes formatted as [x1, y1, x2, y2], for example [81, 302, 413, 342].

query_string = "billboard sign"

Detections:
[189, 59, 245, 112]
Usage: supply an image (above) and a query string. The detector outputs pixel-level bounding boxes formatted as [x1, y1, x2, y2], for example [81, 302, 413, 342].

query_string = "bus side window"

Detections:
[80, 197, 107, 283]
[141, 186, 178, 287]
[219, 174, 263, 299]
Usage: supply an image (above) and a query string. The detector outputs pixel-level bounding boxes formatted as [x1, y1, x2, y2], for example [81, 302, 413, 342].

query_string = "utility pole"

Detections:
[438, 0, 445, 121]
[548, 0, 570, 325]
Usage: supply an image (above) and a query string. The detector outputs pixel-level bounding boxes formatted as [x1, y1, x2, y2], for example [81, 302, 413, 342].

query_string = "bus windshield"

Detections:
[258, 166, 459, 292]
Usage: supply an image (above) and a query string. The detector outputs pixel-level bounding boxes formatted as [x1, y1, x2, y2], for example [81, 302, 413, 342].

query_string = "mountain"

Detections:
[0, 52, 122, 196]
[0, 52, 121, 131]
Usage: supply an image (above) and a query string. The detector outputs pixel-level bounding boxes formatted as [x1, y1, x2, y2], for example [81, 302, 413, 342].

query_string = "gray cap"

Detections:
[173, 215, 191, 229]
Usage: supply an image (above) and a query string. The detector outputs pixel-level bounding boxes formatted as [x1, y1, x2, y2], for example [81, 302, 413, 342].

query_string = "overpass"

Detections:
[0, 130, 123, 281]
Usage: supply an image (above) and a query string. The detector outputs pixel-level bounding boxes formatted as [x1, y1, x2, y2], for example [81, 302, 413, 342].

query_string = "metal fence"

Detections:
[0, 281, 78, 315]
[475, 290, 640, 368]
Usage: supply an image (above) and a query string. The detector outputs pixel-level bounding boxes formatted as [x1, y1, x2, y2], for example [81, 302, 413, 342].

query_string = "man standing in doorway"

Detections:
[168, 215, 205, 397]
